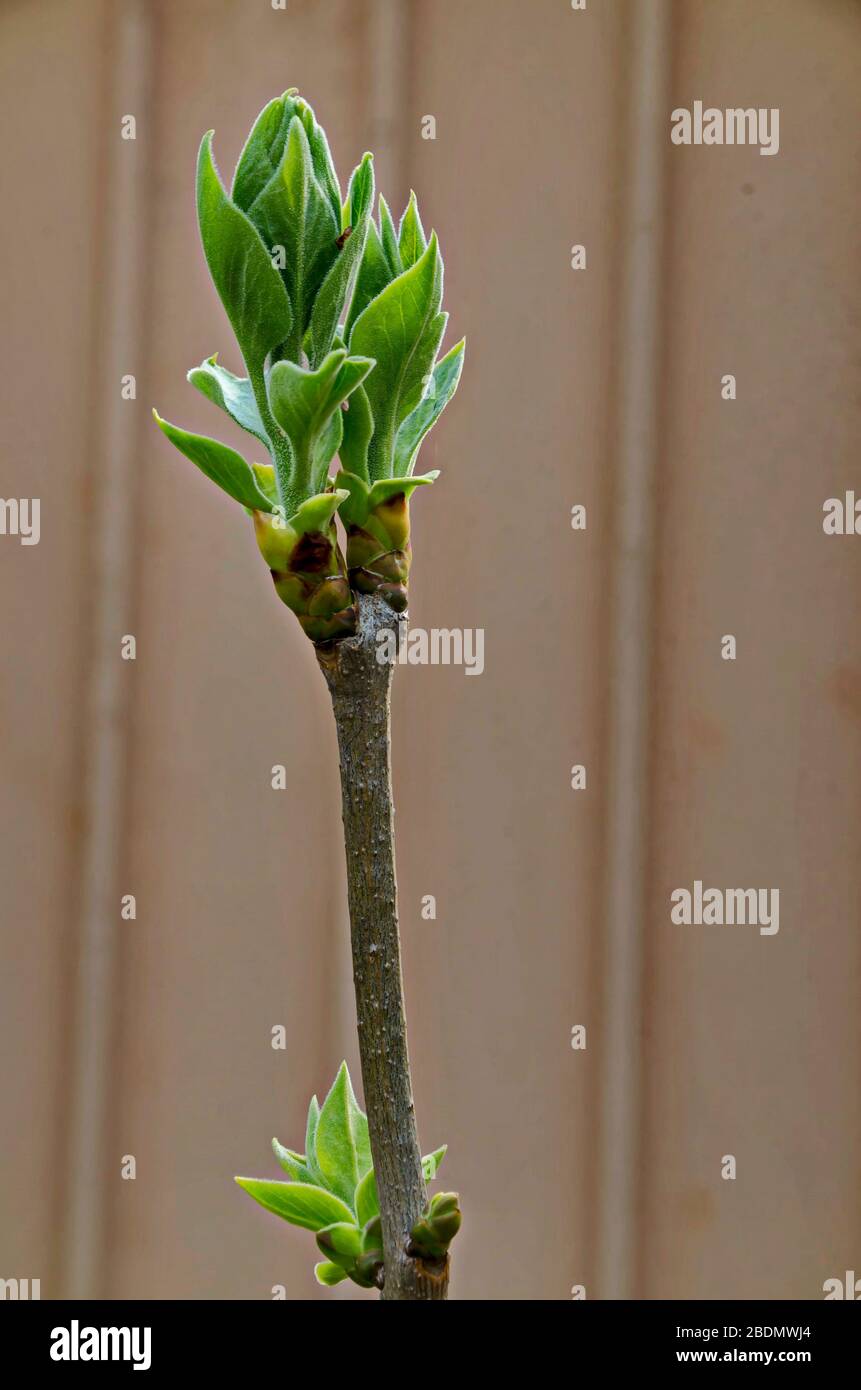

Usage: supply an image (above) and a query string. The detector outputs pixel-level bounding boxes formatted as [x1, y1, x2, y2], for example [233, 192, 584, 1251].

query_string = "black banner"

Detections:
[1, 1299, 856, 1374]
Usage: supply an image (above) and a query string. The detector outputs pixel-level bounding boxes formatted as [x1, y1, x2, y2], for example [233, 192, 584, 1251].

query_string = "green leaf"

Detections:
[354, 1167, 379, 1227]
[308, 153, 375, 368]
[398, 191, 427, 270]
[369, 474, 438, 507]
[234, 1178, 355, 1231]
[305, 1096, 323, 1184]
[251, 462, 280, 508]
[286, 489, 349, 538]
[268, 350, 374, 496]
[314, 1260, 348, 1287]
[422, 1145, 447, 1182]
[378, 194, 403, 277]
[338, 380, 374, 481]
[196, 132, 293, 377]
[244, 116, 340, 357]
[271, 1138, 315, 1185]
[294, 96, 342, 228]
[233, 92, 340, 231]
[313, 409, 342, 484]
[188, 355, 270, 448]
[316, 1221, 363, 1268]
[350, 234, 447, 480]
[231, 90, 301, 214]
[314, 1062, 372, 1207]
[152, 411, 274, 511]
[393, 337, 465, 476]
[361, 1214, 383, 1254]
[343, 220, 391, 342]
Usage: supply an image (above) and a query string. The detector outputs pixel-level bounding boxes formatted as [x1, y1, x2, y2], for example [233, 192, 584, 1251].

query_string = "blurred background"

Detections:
[1, 0, 860, 1300]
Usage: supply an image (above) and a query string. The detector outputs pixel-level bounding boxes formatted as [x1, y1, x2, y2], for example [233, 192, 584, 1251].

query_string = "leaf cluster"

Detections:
[154, 90, 464, 535]
[236, 1062, 447, 1289]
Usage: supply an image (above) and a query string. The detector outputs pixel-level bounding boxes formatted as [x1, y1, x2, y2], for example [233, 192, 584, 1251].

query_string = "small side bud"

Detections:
[409, 1191, 462, 1260]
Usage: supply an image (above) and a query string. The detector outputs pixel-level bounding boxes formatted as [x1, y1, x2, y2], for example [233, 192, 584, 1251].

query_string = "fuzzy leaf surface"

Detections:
[188, 356, 270, 447]
[234, 1178, 355, 1232]
[398, 191, 427, 270]
[393, 338, 465, 476]
[243, 116, 339, 355]
[350, 234, 446, 479]
[314, 1062, 373, 1207]
[196, 132, 292, 377]
[308, 153, 375, 368]
[153, 412, 274, 511]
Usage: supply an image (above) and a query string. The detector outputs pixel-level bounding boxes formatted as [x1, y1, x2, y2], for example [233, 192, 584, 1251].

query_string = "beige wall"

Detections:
[0, 0, 859, 1300]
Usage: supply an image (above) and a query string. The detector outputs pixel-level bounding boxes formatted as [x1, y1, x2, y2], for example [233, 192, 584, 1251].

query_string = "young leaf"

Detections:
[268, 350, 374, 497]
[339, 381, 374, 481]
[152, 411, 275, 511]
[305, 1096, 323, 1184]
[188, 356, 270, 448]
[354, 1166, 380, 1227]
[251, 462, 280, 508]
[393, 338, 465, 476]
[398, 191, 427, 270]
[378, 195, 403, 278]
[308, 153, 375, 368]
[196, 132, 293, 377]
[286, 489, 349, 539]
[294, 96, 342, 227]
[271, 1138, 315, 1185]
[422, 1145, 447, 1182]
[361, 1214, 383, 1255]
[334, 469, 435, 531]
[368, 474, 438, 508]
[350, 234, 447, 480]
[314, 1261, 348, 1287]
[234, 1178, 356, 1231]
[313, 410, 343, 489]
[343, 220, 392, 342]
[231, 90, 301, 214]
[314, 1062, 372, 1206]
[244, 116, 340, 356]
[234, 92, 340, 228]
[316, 1221, 363, 1267]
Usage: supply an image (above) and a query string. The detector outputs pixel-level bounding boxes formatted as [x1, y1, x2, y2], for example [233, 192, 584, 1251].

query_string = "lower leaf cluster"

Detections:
[235, 1062, 448, 1291]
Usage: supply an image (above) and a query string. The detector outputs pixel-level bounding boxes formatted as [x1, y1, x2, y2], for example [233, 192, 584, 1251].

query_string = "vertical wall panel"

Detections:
[641, 0, 861, 1297]
[0, 0, 110, 1295]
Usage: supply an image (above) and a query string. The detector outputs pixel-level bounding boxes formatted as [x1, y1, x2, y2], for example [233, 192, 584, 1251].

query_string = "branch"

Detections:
[317, 594, 449, 1301]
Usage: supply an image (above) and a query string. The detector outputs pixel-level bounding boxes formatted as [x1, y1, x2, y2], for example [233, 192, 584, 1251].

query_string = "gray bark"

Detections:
[316, 594, 449, 1301]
